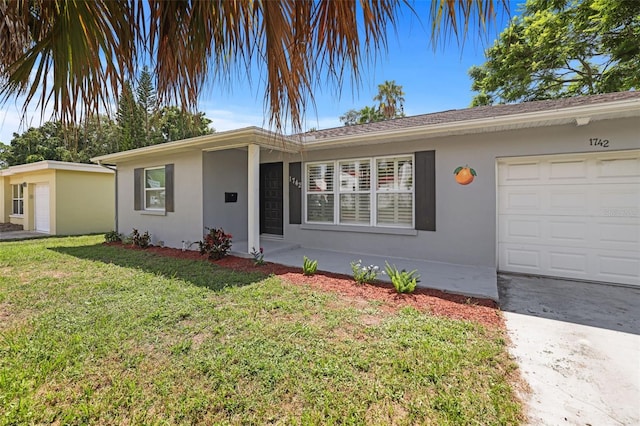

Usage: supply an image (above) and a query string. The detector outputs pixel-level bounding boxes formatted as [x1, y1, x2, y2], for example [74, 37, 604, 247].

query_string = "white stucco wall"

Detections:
[203, 149, 249, 243]
[117, 151, 203, 249]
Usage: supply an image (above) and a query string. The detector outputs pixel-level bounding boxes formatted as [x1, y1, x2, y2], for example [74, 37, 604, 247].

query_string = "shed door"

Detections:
[498, 150, 639, 286]
[35, 183, 50, 233]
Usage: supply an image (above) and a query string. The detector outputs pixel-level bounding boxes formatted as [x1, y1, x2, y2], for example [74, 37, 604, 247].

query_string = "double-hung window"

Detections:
[12, 184, 24, 215]
[306, 162, 334, 223]
[144, 166, 166, 211]
[305, 155, 414, 228]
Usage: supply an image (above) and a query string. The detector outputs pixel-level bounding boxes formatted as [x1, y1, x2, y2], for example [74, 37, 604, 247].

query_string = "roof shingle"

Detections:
[304, 91, 640, 140]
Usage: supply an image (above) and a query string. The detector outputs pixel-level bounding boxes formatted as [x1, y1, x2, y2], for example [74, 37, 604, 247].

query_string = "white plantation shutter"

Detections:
[340, 194, 371, 223]
[376, 157, 413, 227]
[339, 159, 371, 225]
[306, 162, 335, 223]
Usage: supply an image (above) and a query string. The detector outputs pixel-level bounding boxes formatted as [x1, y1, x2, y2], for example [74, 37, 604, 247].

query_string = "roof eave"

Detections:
[91, 127, 300, 164]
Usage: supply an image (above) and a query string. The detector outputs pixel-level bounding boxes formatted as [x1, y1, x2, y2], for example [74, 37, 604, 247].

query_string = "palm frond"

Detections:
[1, 0, 507, 134]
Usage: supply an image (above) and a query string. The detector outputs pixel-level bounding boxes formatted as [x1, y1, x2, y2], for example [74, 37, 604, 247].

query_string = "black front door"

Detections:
[260, 162, 283, 235]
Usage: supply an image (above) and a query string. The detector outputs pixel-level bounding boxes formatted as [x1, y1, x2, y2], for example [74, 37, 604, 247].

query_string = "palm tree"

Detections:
[0, 1, 506, 132]
[358, 106, 384, 124]
[374, 80, 405, 119]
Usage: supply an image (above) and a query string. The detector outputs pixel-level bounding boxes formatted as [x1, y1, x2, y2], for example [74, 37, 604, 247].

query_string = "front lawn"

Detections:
[0, 235, 522, 424]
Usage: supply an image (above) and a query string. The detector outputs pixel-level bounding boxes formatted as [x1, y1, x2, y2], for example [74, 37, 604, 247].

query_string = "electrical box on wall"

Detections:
[225, 192, 238, 203]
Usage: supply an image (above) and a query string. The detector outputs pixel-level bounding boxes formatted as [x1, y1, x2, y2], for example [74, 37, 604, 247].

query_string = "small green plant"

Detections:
[104, 230, 122, 243]
[199, 227, 232, 259]
[130, 229, 151, 248]
[251, 247, 265, 266]
[385, 262, 420, 293]
[302, 256, 318, 276]
[350, 260, 383, 285]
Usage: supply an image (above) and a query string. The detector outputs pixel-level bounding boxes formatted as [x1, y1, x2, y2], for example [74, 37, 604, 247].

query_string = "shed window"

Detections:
[12, 184, 24, 215]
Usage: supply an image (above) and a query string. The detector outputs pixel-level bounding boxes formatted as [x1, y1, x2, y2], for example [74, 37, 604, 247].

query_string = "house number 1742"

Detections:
[589, 138, 609, 147]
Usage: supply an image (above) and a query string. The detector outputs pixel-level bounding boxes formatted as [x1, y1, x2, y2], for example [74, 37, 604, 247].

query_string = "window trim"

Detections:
[11, 184, 24, 216]
[143, 166, 166, 211]
[304, 154, 415, 229]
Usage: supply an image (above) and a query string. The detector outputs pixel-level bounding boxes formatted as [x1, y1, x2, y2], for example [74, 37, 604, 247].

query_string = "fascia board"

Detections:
[2, 160, 113, 175]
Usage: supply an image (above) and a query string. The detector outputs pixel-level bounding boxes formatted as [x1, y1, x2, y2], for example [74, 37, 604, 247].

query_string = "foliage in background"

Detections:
[199, 227, 232, 260]
[302, 256, 318, 276]
[340, 80, 405, 126]
[0, 68, 213, 167]
[385, 262, 421, 293]
[469, 0, 640, 106]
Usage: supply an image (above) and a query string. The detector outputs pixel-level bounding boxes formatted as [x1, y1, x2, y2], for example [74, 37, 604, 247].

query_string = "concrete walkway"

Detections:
[499, 274, 640, 425]
[234, 238, 498, 300]
[0, 230, 49, 241]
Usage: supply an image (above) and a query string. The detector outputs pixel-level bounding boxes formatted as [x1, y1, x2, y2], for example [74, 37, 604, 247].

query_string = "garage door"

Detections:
[35, 183, 50, 233]
[498, 150, 640, 286]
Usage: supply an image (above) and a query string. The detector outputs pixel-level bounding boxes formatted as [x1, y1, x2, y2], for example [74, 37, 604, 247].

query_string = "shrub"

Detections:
[199, 227, 232, 260]
[385, 262, 420, 293]
[104, 230, 122, 243]
[251, 247, 265, 266]
[130, 229, 151, 248]
[350, 260, 383, 285]
[302, 256, 318, 276]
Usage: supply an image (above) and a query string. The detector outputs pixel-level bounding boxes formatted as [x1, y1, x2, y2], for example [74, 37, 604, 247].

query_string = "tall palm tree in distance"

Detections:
[374, 80, 406, 119]
[0, 1, 506, 133]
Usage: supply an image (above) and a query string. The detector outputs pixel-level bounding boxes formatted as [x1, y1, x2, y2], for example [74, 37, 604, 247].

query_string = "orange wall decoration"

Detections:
[454, 165, 477, 185]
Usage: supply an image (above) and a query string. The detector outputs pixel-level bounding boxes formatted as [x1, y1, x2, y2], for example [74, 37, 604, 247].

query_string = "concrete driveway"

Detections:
[499, 274, 640, 425]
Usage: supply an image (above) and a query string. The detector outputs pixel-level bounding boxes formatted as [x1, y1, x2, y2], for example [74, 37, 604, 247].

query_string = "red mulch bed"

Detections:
[112, 243, 504, 329]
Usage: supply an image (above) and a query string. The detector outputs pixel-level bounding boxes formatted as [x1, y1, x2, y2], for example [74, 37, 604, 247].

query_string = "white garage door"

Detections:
[498, 150, 640, 286]
[35, 183, 50, 233]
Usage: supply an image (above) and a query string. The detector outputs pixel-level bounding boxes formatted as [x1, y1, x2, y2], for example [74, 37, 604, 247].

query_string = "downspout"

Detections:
[97, 161, 118, 233]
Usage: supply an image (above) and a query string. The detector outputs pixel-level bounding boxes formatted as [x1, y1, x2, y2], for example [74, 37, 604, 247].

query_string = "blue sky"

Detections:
[0, 2, 516, 143]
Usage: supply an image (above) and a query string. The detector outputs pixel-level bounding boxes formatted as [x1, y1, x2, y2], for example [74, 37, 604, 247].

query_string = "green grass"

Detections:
[0, 235, 522, 425]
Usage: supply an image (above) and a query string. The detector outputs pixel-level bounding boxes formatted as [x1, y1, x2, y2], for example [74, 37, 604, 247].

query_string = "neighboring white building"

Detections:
[93, 92, 640, 288]
[0, 161, 115, 235]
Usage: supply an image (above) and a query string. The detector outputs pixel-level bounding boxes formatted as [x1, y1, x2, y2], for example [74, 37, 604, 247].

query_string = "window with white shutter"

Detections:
[304, 155, 414, 228]
[376, 157, 413, 227]
[339, 159, 371, 224]
[306, 162, 334, 223]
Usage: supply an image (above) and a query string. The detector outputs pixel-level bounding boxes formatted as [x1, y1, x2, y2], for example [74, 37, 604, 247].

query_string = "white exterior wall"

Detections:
[281, 117, 640, 267]
[117, 151, 203, 249]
